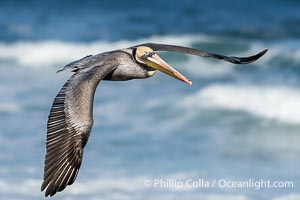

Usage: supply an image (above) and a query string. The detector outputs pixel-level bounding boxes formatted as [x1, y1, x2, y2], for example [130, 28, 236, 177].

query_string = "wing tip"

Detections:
[41, 181, 53, 197]
[249, 48, 268, 63]
[259, 49, 268, 57]
[256, 49, 268, 58]
[42, 182, 60, 197]
[229, 48, 268, 64]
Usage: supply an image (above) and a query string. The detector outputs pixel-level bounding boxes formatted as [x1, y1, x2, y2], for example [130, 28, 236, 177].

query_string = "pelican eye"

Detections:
[148, 52, 155, 57]
[141, 51, 155, 59]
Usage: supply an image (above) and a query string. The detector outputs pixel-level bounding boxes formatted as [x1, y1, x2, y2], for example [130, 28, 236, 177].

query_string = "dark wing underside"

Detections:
[137, 43, 267, 64]
[41, 63, 117, 197]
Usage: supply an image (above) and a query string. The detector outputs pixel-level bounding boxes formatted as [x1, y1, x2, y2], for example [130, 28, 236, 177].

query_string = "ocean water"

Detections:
[0, 0, 300, 200]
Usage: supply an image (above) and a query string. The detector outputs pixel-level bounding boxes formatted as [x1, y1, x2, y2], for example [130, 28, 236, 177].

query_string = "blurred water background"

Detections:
[0, 0, 300, 199]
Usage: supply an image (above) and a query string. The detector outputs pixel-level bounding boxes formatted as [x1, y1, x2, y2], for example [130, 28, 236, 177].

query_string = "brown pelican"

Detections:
[41, 43, 267, 196]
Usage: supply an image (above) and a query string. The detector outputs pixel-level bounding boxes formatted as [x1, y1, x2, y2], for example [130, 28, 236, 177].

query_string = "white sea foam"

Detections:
[0, 175, 155, 196]
[273, 194, 300, 200]
[189, 194, 249, 200]
[0, 175, 146, 196]
[0, 102, 21, 112]
[176, 54, 235, 78]
[0, 35, 205, 68]
[67, 175, 146, 195]
[0, 175, 250, 200]
[137, 194, 250, 200]
[182, 84, 300, 124]
[262, 40, 300, 64]
[0, 178, 41, 196]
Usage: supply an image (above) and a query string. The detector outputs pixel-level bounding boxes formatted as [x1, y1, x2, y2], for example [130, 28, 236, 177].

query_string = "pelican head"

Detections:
[134, 46, 192, 85]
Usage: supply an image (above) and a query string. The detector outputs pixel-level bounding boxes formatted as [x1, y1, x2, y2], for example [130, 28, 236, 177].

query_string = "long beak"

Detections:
[145, 54, 192, 85]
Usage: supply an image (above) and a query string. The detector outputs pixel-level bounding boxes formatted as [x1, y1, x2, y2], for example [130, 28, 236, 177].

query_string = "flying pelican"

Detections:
[41, 43, 267, 196]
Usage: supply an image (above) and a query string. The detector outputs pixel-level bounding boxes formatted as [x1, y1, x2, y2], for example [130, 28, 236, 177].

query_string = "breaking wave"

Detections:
[182, 84, 300, 124]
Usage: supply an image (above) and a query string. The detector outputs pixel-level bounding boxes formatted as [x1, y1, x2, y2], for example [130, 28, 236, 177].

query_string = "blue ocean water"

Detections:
[0, 0, 300, 200]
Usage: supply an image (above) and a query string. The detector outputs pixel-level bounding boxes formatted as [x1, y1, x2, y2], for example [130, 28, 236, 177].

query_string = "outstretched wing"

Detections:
[136, 43, 267, 64]
[41, 61, 118, 197]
